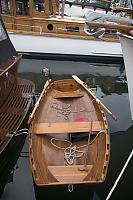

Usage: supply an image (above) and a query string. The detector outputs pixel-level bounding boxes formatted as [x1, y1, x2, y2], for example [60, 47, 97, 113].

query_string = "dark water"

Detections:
[1, 59, 133, 200]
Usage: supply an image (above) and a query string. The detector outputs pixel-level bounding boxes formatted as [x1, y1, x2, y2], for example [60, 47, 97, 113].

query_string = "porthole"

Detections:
[47, 24, 53, 31]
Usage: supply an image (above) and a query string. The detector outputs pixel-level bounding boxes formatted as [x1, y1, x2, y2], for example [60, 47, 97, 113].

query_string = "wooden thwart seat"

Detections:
[48, 165, 93, 182]
[34, 121, 104, 134]
[53, 91, 83, 99]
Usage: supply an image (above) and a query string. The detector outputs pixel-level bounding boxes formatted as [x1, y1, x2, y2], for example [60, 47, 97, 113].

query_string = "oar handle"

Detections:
[100, 101, 117, 121]
[27, 79, 51, 125]
[72, 75, 117, 121]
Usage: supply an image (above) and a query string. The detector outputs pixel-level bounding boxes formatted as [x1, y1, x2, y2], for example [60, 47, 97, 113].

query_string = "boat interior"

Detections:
[29, 79, 110, 186]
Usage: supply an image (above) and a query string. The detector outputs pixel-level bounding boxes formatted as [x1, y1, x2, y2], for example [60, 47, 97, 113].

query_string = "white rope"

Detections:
[68, 184, 73, 192]
[51, 130, 107, 164]
[106, 149, 133, 200]
[7, 129, 29, 137]
[64, 145, 86, 165]
[51, 138, 87, 165]
[89, 130, 107, 145]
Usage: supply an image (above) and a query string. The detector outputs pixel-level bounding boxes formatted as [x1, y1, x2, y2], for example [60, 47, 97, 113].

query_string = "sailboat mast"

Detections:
[61, 0, 65, 18]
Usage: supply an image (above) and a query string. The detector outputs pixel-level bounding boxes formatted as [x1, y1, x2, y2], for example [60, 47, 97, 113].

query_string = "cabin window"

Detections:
[66, 26, 79, 32]
[0, 0, 10, 14]
[33, 0, 45, 12]
[15, 0, 29, 16]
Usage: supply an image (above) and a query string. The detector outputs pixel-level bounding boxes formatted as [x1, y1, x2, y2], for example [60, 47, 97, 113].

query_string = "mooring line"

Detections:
[106, 149, 133, 200]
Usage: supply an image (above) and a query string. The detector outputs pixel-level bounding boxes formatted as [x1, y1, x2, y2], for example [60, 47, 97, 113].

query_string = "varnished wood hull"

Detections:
[29, 79, 110, 187]
[0, 55, 35, 154]
[0, 14, 35, 154]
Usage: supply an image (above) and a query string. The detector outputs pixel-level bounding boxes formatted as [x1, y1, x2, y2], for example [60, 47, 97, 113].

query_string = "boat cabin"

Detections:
[0, 0, 59, 17]
[0, 0, 119, 41]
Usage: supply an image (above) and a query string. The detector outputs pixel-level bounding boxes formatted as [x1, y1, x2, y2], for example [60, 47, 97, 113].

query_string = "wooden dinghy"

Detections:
[29, 75, 110, 187]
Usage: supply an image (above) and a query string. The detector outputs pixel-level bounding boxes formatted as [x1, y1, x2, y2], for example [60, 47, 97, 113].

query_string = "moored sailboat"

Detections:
[1, 0, 132, 62]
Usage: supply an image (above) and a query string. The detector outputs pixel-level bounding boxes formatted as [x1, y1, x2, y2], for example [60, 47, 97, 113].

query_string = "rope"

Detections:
[7, 129, 29, 137]
[64, 145, 86, 165]
[68, 184, 73, 192]
[89, 130, 107, 145]
[51, 138, 87, 165]
[106, 149, 133, 200]
[51, 130, 106, 193]
[51, 103, 88, 120]
[51, 130, 107, 164]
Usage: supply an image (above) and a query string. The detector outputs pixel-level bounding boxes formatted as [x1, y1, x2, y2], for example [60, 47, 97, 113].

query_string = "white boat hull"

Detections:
[8, 32, 122, 62]
[119, 34, 133, 121]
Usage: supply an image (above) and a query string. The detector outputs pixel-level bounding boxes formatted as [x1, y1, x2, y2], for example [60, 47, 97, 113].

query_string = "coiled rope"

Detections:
[51, 138, 87, 165]
[51, 130, 107, 165]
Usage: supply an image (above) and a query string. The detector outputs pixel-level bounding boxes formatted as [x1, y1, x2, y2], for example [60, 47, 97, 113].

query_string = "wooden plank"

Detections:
[53, 91, 83, 99]
[48, 165, 93, 182]
[34, 121, 104, 134]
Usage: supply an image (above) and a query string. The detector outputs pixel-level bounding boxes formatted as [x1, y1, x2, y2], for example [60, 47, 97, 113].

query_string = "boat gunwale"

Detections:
[0, 54, 22, 76]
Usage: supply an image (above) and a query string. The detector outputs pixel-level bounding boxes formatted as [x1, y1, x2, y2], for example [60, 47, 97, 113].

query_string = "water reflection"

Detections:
[0, 131, 27, 197]
[34, 182, 94, 199]
[1, 59, 132, 199]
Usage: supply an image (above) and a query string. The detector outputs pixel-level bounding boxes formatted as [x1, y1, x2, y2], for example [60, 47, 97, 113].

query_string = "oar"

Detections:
[27, 79, 51, 125]
[72, 75, 117, 121]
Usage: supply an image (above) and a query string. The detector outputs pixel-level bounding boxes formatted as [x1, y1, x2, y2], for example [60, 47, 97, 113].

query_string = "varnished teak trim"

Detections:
[48, 165, 93, 182]
[34, 121, 104, 134]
